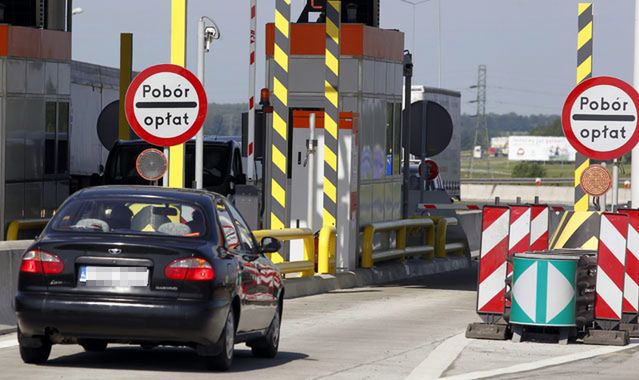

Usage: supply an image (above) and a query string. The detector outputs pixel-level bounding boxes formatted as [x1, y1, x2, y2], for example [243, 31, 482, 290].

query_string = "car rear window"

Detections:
[50, 197, 212, 239]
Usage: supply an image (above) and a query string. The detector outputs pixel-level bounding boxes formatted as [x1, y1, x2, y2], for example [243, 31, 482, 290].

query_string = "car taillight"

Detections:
[20, 249, 64, 275]
[164, 257, 214, 281]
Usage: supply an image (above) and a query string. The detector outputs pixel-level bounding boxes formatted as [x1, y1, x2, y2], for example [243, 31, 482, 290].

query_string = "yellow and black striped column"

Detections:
[574, 2, 593, 212]
[269, 0, 291, 230]
[323, 1, 340, 228]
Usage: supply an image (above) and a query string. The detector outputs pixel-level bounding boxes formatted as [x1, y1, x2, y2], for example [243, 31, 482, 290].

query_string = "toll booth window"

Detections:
[216, 200, 240, 249]
[44, 101, 70, 175]
[393, 103, 402, 175]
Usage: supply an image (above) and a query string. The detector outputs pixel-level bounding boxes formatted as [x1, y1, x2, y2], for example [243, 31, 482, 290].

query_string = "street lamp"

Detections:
[195, 16, 221, 189]
[398, 0, 442, 87]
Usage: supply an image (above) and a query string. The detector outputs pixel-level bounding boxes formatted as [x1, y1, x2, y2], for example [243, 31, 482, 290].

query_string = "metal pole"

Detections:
[632, 0, 639, 208]
[246, 0, 257, 183]
[612, 159, 619, 212]
[195, 17, 205, 189]
[308, 113, 316, 230]
[437, 0, 442, 87]
[402, 52, 413, 219]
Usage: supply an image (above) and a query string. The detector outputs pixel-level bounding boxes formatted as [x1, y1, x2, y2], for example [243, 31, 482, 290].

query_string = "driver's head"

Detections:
[108, 204, 133, 229]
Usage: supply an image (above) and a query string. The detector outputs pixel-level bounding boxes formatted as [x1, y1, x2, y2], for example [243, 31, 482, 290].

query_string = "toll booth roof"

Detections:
[266, 23, 404, 62]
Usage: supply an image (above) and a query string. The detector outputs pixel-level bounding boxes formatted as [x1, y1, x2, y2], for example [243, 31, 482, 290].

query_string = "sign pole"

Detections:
[119, 33, 132, 141]
[196, 17, 205, 189]
[574, 3, 593, 212]
[632, 0, 639, 208]
[169, 0, 187, 188]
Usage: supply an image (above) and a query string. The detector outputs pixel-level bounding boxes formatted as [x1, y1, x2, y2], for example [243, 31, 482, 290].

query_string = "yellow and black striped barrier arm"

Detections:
[270, 0, 291, 230]
[574, 2, 593, 212]
[323, 0, 340, 228]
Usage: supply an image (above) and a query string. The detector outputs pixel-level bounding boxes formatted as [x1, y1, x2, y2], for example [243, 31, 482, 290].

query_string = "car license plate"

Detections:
[78, 266, 149, 287]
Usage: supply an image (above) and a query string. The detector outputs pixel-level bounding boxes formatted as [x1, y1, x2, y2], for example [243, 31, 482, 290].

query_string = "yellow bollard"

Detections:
[361, 225, 375, 269]
[318, 226, 336, 274]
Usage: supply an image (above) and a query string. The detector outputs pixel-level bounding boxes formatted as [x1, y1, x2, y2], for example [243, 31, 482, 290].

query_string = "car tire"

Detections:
[18, 329, 51, 364]
[208, 308, 235, 371]
[79, 339, 108, 352]
[250, 304, 281, 358]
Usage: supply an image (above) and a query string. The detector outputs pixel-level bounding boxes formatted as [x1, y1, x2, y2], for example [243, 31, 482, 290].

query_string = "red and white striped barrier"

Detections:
[506, 206, 532, 307]
[620, 210, 639, 315]
[477, 206, 510, 315]
[595, 213, 629, 321]
[529, 205, 550, 252]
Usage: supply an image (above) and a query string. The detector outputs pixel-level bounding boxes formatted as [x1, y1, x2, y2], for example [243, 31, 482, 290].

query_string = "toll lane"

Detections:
[3, 266, 639, 379]
[0, 268, 477, 379]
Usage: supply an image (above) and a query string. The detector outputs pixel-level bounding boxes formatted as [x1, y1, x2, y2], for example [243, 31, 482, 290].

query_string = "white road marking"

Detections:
[441, 340, 639, 380]
[0, 334, 18, 349]
[406, 333, 470, 380]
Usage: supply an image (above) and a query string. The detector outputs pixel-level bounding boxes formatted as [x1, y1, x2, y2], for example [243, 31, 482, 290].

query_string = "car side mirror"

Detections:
[261, 237, 281, 254]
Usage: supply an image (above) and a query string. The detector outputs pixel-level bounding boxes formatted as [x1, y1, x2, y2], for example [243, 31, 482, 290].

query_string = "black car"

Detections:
[15, 186, 284, 371]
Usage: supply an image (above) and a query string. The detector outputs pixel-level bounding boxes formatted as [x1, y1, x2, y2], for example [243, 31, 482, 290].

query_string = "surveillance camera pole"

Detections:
[195, 17, 206, 189]
[402, 51, 413, 219]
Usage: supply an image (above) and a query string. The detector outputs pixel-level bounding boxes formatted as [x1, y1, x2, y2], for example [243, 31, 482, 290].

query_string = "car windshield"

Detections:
[108, 144, 231, 187]
[50, 197, 211, 239]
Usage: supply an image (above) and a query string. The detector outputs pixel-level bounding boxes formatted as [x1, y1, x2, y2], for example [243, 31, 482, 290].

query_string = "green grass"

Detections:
[460, 151, 576, 179]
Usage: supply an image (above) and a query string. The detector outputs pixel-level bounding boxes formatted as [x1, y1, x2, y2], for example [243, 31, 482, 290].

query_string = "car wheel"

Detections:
[79, 339, 108, 352]
[18, 329, 51, 364]
[208, 308, 235, 371]
[250, 304, 281, 358]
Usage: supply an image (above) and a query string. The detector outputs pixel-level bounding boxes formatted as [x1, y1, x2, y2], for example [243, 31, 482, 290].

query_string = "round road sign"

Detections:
[580, 164, 612, 197]
[136, 148, 168, 181]
[125, 64, 207, 147]
[562, 76, 639, 161]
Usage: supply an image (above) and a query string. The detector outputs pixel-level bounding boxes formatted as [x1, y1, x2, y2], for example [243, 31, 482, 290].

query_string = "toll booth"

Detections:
[264, 23, 404, 270]
[0, 1, 72, 240]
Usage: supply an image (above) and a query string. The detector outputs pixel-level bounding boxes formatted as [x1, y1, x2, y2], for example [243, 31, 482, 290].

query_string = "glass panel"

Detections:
[393, 103, 402, 175]
[57, 139, 68, 174]
[45, 102, 56, 133]
[57, 102, 69, 133]
[44, 139, 55, 175]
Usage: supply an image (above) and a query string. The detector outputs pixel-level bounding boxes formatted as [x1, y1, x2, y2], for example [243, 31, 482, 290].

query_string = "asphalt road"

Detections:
[1, 264, 639, 379]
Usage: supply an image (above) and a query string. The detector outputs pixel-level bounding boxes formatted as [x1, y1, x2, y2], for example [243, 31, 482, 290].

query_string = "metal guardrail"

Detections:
[360, 219, 435, 269]
[428, 216, 466, 258]
[463, 177, 630, 185]
[253, 227, 338, 277]
[6, 219, 50, 241]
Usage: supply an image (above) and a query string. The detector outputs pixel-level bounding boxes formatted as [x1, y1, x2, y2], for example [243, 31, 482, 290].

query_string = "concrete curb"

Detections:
[283, 256, 471, 299]
[0, 324, 17, 336]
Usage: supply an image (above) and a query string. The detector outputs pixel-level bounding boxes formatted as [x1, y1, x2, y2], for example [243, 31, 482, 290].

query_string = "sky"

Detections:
[71, 0, 637, 115]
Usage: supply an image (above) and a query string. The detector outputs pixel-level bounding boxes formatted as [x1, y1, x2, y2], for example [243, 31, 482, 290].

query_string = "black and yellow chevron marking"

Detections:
[323, 0, 340, 228]
[574, 3, 593, 212]
[270, 0, 291, 230]
[549, 211, 600, 250]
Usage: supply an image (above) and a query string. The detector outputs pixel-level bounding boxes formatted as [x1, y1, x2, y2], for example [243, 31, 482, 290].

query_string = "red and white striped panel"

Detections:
[620, 210, 639, 315]
[529, 205, 550, 252]
[477, 206, 510, 314]
[508, 206, 532, 259]
[595, 213, 629, 321]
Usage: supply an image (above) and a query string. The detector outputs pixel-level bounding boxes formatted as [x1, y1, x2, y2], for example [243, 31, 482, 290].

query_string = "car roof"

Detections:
[73, 185, 222, 203]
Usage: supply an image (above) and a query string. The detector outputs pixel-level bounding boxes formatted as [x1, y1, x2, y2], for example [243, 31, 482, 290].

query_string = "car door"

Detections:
[215, 198, 262, 333]
[224, 200, 279, 329]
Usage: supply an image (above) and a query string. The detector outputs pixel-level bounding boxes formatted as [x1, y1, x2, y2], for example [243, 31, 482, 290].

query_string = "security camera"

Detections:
[204, 24, 220, 52]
